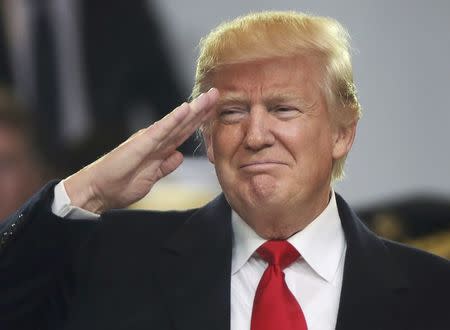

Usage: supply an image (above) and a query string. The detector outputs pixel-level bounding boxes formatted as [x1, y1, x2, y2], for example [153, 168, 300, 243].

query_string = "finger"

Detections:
[157, 88, 219, 146]
[158, 88, 218, 138]
[159, 151, 184, 178]
[135, 150, 183, 185]
[190, 87, 219, 114]
[146, 88, 219, 150]
[113, 88, 219, 157]
[168, 107, 216, 151]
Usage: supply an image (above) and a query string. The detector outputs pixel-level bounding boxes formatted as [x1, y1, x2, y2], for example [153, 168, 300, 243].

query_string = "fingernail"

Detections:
[194, 93, 206, 106]
[208, 87, 218, 95]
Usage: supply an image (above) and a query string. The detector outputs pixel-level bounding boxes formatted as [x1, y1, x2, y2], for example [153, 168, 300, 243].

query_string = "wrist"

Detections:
[63, 170, 105, 214]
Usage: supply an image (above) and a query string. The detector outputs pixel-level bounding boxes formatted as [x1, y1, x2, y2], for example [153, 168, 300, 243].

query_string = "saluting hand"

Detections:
[63, 88, 219, 213]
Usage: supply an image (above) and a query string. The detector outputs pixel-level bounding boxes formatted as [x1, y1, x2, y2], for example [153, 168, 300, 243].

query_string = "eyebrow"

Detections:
[263, 92, 313, 107]
[217, 91, 316, 110]
[216, 93, 248, 106]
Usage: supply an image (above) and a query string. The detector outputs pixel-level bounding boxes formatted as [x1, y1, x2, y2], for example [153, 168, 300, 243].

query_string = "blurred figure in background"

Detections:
[0, 0, 187, 175]
[0, 86, 47, 221]
[358, 196, 450, 258]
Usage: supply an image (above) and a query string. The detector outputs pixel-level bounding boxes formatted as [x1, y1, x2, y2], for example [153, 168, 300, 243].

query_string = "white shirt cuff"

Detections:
[52, 181, 100, 220]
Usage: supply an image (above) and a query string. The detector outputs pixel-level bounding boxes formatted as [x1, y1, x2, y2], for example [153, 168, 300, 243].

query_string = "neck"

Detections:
[235, 189, 332, 240]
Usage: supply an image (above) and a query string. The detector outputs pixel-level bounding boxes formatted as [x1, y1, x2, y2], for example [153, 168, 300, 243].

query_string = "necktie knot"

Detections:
[256, 240, 300, 269]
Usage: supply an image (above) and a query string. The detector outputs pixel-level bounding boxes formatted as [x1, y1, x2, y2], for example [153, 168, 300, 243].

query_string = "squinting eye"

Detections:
[272, 106, 301, 119]
[218, 107, 247, 123]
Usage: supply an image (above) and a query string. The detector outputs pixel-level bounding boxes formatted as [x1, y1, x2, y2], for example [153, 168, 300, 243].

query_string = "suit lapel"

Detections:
[334, 194, 410, 330]
[154, 194, 232, 330]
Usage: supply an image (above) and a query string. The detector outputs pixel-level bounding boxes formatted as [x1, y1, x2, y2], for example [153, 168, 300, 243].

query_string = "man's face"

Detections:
[205, 56, 354, 234]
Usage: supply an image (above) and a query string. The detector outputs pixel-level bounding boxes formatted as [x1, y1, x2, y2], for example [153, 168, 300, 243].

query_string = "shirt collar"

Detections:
[231, 190, 346, 283]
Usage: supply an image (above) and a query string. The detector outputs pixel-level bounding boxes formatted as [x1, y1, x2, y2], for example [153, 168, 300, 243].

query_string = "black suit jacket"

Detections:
[1, 182, 449, 329]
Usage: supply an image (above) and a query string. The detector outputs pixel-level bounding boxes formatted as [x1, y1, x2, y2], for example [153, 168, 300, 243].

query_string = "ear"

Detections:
[203, 130, 215, 164]
[331, 121, 357, 160]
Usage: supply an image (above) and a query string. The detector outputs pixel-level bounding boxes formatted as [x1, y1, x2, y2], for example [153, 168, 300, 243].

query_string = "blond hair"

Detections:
[193, 11, 362, 181]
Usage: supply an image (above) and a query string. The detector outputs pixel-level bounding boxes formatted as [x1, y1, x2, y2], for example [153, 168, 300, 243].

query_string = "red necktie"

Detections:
[251, 240, 308, 330]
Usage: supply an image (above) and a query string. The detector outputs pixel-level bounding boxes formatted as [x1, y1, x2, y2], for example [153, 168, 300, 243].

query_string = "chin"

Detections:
[246, 174, 280, 200]
[221, 174, 285, 212]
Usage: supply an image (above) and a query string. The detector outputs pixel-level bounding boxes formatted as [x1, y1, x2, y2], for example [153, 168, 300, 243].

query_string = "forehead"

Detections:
[210, 56, 323, 99]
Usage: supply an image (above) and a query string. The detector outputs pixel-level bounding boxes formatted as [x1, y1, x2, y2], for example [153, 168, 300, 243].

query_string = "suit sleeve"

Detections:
[0, 180, 98, 329]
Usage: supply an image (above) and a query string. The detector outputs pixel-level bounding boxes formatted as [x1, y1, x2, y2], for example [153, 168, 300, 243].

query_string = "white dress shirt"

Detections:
[52, 182, 346, 330]
[52, 181, 99, 219]
[230, 191, 346, 330]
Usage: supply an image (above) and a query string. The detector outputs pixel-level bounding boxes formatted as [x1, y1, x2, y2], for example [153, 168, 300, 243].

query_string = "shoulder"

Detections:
[383, 238, 449, 266]
[336, 192, 449, 282]
[382, 238, 450, 287]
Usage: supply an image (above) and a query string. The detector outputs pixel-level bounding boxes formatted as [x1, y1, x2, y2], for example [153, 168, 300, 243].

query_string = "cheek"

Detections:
[212, 126, 242, 159]
[286, 125, 334, 167]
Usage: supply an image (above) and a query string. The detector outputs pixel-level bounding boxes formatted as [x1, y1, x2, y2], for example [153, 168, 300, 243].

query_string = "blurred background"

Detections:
[0, 0, 449, 257]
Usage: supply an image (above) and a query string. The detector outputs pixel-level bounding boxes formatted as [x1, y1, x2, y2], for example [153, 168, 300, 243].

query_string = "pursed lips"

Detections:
[239, 160, 287, 169]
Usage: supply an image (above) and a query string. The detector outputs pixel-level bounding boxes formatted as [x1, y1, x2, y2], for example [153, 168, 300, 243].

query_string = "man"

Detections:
[0, 87, 45, 222]
[1, 11, 449, 330]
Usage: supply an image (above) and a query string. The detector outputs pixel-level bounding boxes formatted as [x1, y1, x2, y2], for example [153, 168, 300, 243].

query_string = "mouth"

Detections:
[240, 161, 287, 170]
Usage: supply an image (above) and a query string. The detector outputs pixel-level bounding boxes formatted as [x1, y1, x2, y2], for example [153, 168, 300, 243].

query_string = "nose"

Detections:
[243, 106, 275, 151]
